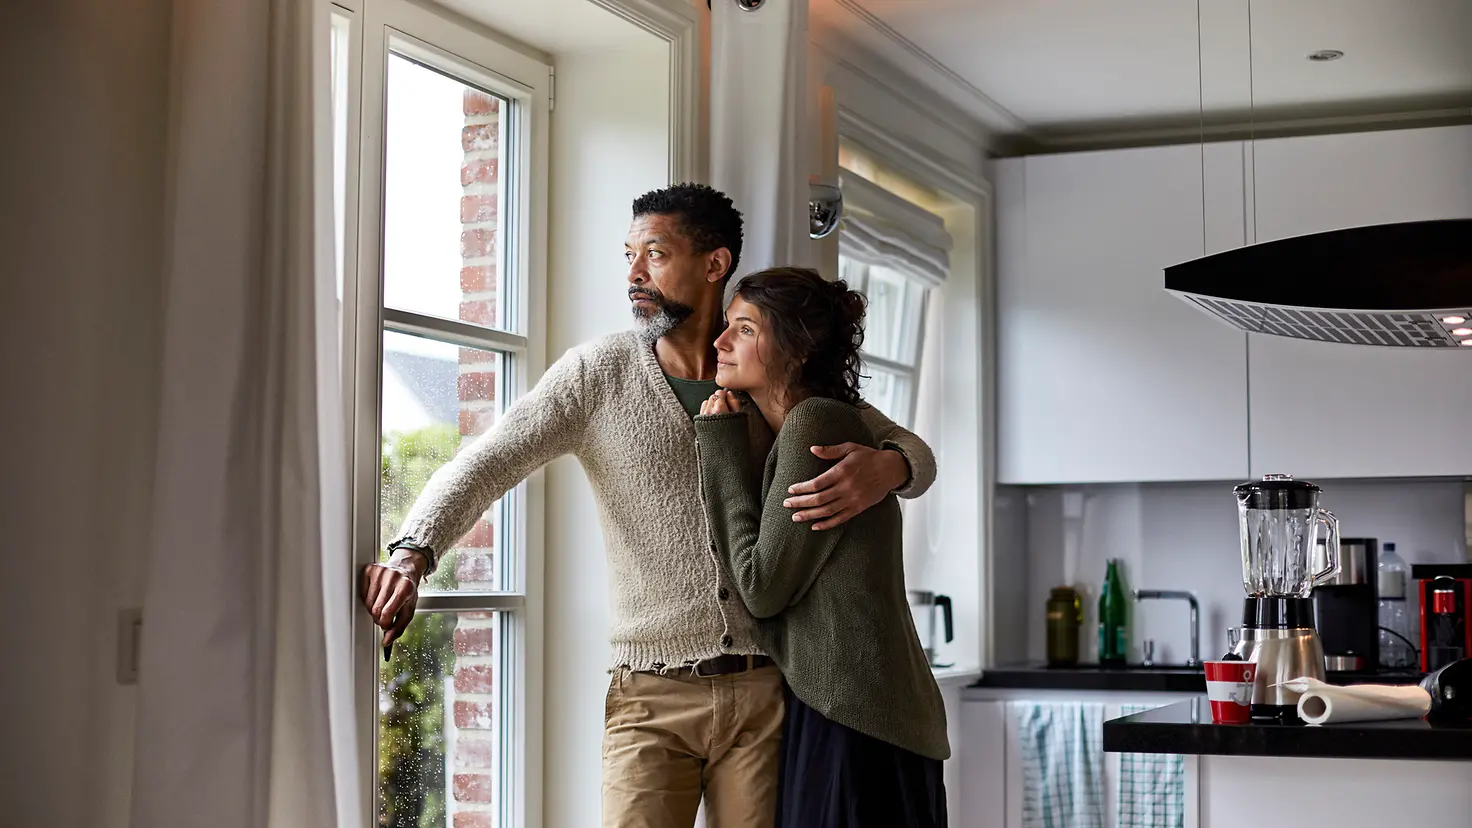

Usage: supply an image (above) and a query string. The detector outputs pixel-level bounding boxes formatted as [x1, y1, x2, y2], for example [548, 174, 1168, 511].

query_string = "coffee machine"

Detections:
[1228, 475, 1341, 719]
[1413, 564, 1472, 672]
[1313, 537, 1380, 672]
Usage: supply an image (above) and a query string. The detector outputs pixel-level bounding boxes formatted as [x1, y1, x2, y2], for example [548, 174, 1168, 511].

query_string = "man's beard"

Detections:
[630, 286, 695, 344]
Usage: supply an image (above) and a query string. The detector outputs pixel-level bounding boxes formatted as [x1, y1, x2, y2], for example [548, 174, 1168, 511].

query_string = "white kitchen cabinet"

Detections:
[1246, 125, 1472, 479]
[995, 144, 1249, 484]
[959, 700, 1008, 828]
[959, 696, 1199, 828]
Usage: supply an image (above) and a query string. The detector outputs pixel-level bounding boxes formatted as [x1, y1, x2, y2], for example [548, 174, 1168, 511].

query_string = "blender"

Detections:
[1229, 474, 1341, 719]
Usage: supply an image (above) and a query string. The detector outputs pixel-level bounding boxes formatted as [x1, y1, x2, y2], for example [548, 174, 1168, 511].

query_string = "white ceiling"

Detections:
[433, 0, 659, 55]
[835, 0, 1472, 140]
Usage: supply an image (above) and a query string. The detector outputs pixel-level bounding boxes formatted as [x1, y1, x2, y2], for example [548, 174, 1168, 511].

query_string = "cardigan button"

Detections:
[718, 587, 730, 601]
[720, 634, 733, 648]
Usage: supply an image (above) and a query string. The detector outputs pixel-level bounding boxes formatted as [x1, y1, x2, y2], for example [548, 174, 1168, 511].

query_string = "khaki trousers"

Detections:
[602, 664, 784, 828]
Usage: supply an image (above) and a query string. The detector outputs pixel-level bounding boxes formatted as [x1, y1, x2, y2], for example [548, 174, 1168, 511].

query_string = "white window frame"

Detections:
[328, 0, 550, 824]
[839, 254, 930, 429]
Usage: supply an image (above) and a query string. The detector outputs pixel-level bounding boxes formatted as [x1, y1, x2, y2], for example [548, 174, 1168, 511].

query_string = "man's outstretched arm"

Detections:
[362, 349, 588, 647]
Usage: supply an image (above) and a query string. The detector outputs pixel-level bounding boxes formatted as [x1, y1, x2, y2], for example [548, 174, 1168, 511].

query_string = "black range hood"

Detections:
[1165, 218, 1472, 347]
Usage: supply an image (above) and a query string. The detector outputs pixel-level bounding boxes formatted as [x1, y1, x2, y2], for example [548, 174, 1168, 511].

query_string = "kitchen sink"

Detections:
[973, 662, 1209, 691]
[1059, 662, 1203, 672]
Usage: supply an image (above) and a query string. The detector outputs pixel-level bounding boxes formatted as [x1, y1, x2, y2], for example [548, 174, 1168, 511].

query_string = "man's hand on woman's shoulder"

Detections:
[783, 443, 910, 531]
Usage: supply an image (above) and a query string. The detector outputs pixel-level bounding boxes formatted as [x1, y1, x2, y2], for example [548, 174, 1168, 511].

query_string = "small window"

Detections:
[837, 168, 954, 429]
[841, 257, 928, 427]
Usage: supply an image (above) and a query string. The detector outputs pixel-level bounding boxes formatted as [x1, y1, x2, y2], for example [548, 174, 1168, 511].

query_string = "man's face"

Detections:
[624, 213, 727, 341]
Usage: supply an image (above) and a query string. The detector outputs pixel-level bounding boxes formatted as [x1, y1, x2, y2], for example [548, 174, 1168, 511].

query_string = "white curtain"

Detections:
[902, 289, 946, 587]
[710, 0, 814, 286]
[131, 0, 362, 826]
[839, 171, 952, 288]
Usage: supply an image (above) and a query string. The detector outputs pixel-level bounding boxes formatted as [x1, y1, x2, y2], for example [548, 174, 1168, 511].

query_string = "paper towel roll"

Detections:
[1278, 677, 1431, 725]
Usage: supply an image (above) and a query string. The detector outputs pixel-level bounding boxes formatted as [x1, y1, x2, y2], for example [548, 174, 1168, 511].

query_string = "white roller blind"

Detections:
[839, 171, 952, 288]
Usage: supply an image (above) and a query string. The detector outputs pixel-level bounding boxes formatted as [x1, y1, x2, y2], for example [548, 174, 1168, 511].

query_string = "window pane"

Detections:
[330, 13, 349, 310]
[380, 611, 509, 828]
[330, 13, 352, 387]
[861, 265, 924, 367]
[860, 365, 915, 429]
[380, 331, 512, 592]
[383, 52, 511, 332]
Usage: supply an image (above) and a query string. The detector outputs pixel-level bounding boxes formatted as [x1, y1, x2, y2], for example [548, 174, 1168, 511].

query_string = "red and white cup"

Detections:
[1204, 660, 1254, 724]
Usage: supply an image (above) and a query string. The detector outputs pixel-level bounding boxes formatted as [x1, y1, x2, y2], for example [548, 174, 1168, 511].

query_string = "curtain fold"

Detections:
[132, 0, 361, 825]
[902, 290, 946, 587]
[839, 171, 953, 288]
[710, 0, 814, 285]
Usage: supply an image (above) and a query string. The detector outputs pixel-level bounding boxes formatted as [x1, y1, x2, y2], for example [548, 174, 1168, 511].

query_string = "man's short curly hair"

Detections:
[631, 183, 743, 281]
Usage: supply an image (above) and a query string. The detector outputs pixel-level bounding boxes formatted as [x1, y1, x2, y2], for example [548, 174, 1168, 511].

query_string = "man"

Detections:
[361, 183, 935, 828]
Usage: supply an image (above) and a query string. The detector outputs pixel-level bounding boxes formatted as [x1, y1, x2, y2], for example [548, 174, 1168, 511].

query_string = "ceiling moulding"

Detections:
[836, 106, 991, 200]
[1024, 104, 1472, 155]
[811, 34, 1012, 160]
[809, 0, 1031, 142]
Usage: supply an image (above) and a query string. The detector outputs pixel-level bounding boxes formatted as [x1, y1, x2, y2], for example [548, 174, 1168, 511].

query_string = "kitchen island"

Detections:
[966, 662, 1425, 694]
[960, 669, 1466, 828]
[1101, 698, 1472, 826]
[1104, 697, 1472, 760]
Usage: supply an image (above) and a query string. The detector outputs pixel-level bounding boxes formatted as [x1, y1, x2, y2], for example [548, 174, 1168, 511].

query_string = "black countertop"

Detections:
[971, 663, 1206, 692]
[968, 663, 1425, 694]
[1103, 698, 1472, 761]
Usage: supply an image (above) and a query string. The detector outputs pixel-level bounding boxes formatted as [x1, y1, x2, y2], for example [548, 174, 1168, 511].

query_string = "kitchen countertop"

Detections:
[1103, 697, 1472, 760]
[965, 663, 1426, 696]
[969, 663, 1206, 693]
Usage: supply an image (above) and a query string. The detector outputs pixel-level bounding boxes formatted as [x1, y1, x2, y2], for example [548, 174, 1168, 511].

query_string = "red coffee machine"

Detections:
[1413, 564, 1472, 673]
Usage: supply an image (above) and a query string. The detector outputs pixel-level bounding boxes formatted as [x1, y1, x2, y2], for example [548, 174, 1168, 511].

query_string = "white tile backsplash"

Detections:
[997, 478, 1468, 667]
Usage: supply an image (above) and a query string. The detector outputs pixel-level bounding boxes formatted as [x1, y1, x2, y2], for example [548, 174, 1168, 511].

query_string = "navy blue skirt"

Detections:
[774, 685, 948, 828]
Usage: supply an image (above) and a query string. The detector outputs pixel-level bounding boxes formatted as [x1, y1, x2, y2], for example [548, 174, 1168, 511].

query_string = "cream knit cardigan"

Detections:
[393, 330, 936, 671]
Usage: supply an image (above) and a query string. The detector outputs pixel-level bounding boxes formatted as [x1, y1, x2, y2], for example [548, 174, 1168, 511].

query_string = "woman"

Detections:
[693, 266, 949, 827]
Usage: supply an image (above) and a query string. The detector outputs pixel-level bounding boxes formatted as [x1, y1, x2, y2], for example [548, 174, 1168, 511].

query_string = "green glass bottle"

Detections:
[1098, 559, 1129, 666]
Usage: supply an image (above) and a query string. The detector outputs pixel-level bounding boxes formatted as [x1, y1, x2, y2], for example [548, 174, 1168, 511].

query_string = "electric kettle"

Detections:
[907, 590, 953, 668]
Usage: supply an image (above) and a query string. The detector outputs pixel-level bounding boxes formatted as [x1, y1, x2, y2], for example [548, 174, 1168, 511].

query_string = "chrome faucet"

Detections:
[1134, 590, 1201, 667]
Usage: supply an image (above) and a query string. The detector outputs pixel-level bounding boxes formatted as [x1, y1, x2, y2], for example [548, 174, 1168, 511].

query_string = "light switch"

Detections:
[117, 608, 142, 685]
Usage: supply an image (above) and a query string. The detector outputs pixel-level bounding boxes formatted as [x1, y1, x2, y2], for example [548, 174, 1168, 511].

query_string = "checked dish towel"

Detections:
[1114, 704, 1185, 828]
[1010, 701, 1106, 828]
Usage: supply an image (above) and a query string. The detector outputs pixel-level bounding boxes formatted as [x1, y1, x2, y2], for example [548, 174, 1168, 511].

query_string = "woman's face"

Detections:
[714, 294, 780, 394]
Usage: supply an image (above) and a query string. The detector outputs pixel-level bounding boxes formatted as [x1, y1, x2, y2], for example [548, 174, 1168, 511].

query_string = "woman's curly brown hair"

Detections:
[731, 266, 868, 407]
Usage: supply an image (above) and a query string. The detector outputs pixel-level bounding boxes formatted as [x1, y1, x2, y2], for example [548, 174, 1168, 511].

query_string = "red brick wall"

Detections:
[452, 87, 501, 823]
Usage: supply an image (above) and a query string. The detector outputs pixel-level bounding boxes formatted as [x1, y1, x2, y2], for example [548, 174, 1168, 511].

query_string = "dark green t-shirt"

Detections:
[664, 374, 718, 419]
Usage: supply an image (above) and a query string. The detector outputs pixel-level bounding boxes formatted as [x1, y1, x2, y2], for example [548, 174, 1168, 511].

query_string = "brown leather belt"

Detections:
[649, 654, 774, 678]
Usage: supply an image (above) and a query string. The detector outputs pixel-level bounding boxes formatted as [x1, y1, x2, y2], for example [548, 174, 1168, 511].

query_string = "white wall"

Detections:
[991, 486, 1033, 667]
[911, 196, 986, 678]
[1010, 479, 1467, 666]
[807, 33, 995, 820]
[0, 1, 170, 825]
[543, 40, 672, 828]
